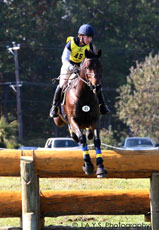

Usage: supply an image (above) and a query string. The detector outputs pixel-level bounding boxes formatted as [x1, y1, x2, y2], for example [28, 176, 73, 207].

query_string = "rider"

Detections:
[49, 24, 110, 118]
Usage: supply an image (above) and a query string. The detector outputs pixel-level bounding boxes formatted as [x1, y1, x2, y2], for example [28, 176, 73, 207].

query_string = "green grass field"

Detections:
[0, 177, 151, 228]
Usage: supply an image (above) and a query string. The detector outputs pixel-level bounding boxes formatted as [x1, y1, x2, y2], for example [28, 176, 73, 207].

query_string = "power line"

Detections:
[0, 42, 158, 53]
[0, 81, 54, 87]
[0, 42, 64, 50]
[0, 81, 115, 91]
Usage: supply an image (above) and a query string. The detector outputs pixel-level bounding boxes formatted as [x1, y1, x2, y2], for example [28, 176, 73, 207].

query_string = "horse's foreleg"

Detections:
[81, 134, 94, 175]
[94, 129, 107, 178]
[70, 117, 94, 175]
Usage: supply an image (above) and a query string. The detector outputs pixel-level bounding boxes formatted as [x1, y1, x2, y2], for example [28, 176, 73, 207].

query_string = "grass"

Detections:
[0, 177, 151, 228]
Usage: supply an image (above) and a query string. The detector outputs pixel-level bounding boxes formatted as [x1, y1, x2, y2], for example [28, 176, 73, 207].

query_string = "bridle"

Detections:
[79, 58, 102, 92]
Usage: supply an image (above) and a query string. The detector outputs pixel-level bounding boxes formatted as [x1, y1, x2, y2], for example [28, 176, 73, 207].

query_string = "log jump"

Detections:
[0, 190, 150, 218]
[0, 149, 158, 229]
[0, 149, 159, 178]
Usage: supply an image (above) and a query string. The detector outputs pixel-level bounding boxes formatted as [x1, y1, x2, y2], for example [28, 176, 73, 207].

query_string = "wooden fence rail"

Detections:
[0, 189, 150, 218]
[0, 149, 159, 178]
[0, 149, 158, 229]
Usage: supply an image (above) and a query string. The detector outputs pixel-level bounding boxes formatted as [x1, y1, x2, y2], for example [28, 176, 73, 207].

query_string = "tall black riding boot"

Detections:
[97, 85, 110, 114]
[49, 85, 62, 118]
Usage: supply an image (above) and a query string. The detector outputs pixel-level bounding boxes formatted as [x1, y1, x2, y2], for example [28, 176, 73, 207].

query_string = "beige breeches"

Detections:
[59, 65, 72, 88]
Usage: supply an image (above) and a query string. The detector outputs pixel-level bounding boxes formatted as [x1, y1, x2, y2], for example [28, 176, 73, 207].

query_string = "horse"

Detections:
[53, 49, 107, 178]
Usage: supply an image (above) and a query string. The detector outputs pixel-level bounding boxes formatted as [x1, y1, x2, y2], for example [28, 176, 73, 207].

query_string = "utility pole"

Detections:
[7, 42, 23, 141]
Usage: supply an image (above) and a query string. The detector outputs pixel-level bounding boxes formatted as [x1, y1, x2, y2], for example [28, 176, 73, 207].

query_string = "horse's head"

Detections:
[81, 49, 103, 93]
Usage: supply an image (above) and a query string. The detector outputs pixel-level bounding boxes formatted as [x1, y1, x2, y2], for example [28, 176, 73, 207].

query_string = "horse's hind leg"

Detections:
[80, 134, 94, 175]
[68, 125, 79, 143]
[94, 129, 107, 178]
[53, 116, 65, 127]
[86, 128, 94, 140]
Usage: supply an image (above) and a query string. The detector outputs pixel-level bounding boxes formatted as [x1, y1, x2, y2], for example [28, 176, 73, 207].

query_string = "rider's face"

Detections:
[82, 35, 92, 45]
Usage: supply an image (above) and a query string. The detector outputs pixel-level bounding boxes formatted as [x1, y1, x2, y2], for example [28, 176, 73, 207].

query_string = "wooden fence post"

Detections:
[23, 212, 36, 229]
[20, 156, 40, 230]
[150, 173, 159, 230]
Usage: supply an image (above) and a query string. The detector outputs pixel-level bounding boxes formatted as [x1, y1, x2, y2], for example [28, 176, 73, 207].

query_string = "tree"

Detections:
[116, 53, 159, 142]
[2, 0, 159, 141]
[0, 116, 18, 148]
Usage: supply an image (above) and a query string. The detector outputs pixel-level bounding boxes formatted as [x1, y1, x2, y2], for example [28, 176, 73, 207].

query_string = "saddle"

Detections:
[58, 73, 79, 123]
[61, 73, 79, 105]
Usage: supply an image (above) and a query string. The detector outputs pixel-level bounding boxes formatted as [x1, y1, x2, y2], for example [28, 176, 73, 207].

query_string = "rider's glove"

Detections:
[69, 65, 79, 74]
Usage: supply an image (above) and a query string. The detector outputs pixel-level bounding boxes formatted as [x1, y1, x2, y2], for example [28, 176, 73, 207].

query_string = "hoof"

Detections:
[96, 165, 107, 178]
[86, 129, 94, 140]
[83, 162, 94, 175]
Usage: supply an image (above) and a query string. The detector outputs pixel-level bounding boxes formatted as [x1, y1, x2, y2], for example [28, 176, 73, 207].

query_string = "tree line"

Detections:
[1, 0, 159, 145]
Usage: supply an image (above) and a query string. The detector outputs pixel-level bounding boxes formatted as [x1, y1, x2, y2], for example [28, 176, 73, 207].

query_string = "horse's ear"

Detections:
[97, 49, 102, 58]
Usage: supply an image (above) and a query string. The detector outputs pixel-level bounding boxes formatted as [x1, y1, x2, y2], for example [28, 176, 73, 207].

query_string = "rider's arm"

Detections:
[61, 46, 72, 69]
[61, 40, 75, 71]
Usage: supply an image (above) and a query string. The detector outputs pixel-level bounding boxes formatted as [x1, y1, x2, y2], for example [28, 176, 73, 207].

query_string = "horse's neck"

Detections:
[76, 74, 88, 96]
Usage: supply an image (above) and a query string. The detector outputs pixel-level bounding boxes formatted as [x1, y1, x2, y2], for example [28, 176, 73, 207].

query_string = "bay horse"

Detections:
[54, 49, 106, 178]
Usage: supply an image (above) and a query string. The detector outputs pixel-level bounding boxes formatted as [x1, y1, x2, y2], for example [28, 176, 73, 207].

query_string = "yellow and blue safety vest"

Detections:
[66, 36, 92, 64]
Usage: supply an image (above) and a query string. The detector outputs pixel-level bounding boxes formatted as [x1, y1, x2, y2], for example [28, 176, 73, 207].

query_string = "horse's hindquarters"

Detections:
[53, 116, 65, 127]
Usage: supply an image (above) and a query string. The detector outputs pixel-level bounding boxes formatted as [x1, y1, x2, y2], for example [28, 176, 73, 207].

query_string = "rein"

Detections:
[78, 74, 94, 89]
[79, 58, 101, 91]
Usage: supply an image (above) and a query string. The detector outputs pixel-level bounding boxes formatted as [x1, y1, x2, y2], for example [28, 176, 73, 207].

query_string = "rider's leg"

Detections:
[49, 66, 70, 118]
[96, 85, 110, 114]
[49, 85, 62, 118]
